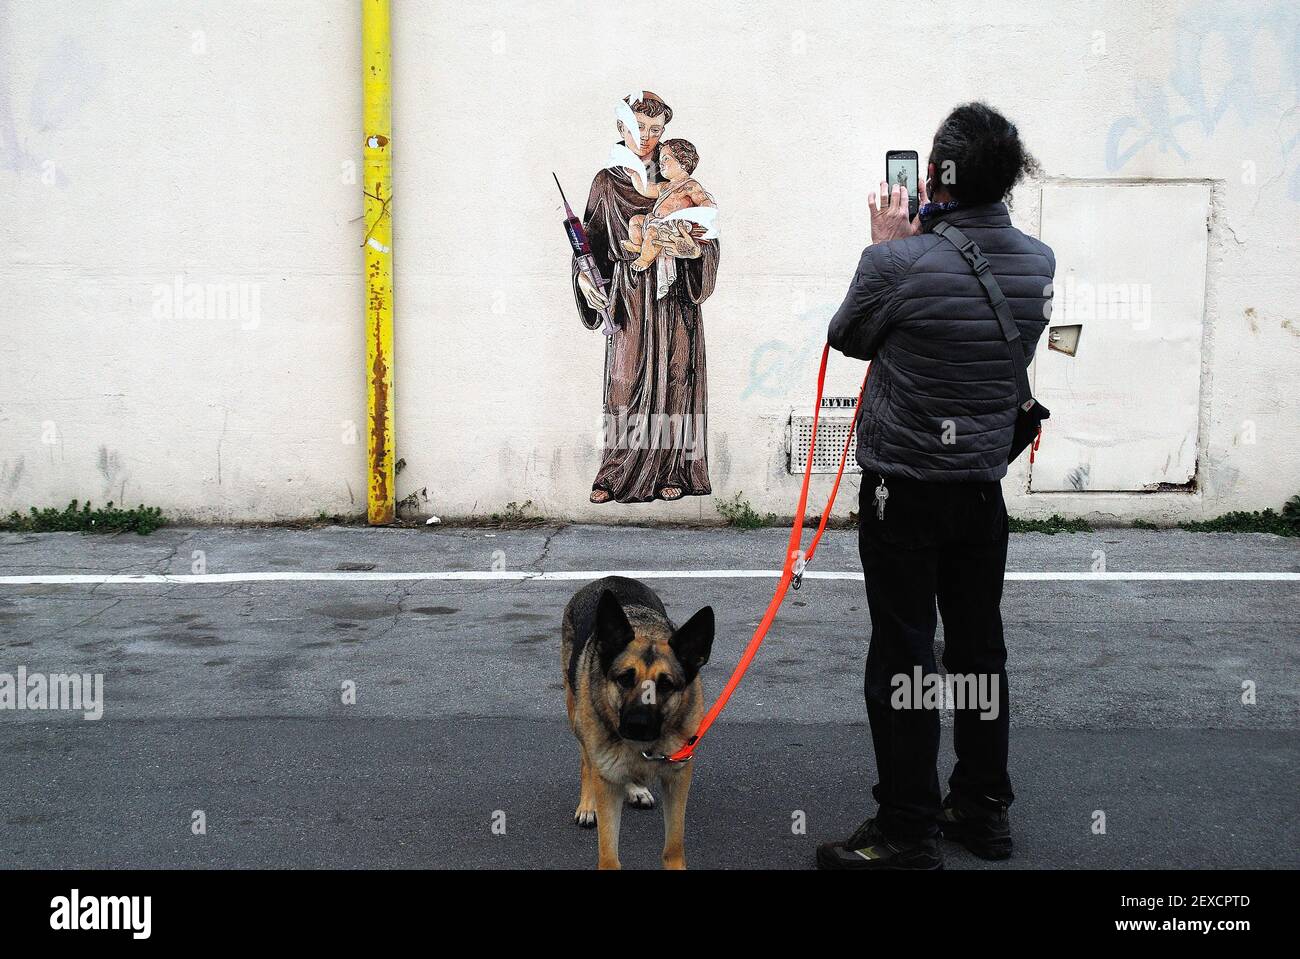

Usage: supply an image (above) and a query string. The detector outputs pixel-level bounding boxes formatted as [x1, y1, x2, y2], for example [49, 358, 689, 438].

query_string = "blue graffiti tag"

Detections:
[1105, 0, 1299, 200]
[741, 308, 834, 401]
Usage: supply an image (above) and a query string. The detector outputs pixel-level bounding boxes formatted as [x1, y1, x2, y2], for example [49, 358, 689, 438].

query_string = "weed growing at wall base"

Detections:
[1006, 515, 1094, 534]
[715, 492, 776, 529]
[1126, 496, 1300, 536]
[0, 500, 165, 535]
[1177, 496, 1300, 537]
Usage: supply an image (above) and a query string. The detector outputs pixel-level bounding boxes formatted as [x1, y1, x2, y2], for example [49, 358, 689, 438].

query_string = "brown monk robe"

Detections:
[571, 153, 720, 504]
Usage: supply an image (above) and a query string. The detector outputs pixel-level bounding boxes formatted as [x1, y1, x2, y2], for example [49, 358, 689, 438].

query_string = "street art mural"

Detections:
[565, 91, 720, 505]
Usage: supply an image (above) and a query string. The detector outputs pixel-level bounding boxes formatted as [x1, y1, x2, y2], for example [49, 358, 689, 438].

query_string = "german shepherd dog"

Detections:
[562, 576, 714, 870]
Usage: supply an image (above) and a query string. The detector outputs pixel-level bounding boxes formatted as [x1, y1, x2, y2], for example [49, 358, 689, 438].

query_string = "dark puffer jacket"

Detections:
[828, 202, 1055, 482]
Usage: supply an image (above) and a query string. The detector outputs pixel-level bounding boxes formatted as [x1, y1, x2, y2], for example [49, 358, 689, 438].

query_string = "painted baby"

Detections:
[622, 138, 715, 273]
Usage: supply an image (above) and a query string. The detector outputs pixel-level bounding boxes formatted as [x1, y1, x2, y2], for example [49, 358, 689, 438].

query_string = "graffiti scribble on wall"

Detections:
[1105, 0, 1299, 201]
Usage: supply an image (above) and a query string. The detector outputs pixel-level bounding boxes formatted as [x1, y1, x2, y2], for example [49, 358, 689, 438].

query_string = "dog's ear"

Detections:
[670, 606, 714, 683]
[595, 589, 635, 673]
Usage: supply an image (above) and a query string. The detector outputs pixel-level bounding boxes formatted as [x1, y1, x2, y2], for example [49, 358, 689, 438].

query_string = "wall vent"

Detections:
[789, 415, 860, 475]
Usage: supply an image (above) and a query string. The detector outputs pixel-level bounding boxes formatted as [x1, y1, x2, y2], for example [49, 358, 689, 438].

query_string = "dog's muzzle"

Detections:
[619, 707, 661, 744]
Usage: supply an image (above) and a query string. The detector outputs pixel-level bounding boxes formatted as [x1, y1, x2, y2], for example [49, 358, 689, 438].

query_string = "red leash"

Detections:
[657, 343, 870, 763]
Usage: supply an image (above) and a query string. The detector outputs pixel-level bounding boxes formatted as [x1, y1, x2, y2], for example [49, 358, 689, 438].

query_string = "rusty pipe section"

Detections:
[363, 0, 394, 524]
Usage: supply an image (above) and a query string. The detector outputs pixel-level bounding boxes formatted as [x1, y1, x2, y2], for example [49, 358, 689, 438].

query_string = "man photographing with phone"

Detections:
[817, 103, 1055, 870]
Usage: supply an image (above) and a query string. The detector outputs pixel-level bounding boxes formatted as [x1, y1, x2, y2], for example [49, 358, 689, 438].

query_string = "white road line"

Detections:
[0, 569, 1295, 586]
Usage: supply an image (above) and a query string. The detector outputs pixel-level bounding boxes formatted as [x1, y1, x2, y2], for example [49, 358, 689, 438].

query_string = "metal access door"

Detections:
[1030, 182, 1211, 492]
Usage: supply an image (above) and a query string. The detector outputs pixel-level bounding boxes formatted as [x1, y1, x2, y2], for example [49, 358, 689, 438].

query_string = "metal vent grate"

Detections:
[790, 415, 861, 475]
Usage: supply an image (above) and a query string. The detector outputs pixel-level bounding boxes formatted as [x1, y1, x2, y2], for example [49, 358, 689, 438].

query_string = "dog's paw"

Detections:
[574, 806, 597, 828]
[625, 784, 656, 810]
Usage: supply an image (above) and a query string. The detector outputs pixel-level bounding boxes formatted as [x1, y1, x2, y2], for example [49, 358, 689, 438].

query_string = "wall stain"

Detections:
[1066, 463, 1091, 492]
[2, 456, 23, 492]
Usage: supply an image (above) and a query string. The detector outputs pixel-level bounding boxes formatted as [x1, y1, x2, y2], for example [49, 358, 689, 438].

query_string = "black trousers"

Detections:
[858, 475, 1014, 841]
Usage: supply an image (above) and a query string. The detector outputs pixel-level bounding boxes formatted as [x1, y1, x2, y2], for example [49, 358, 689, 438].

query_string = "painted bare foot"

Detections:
[590, 489, 612, 504]
[625, 783, 656, 810]
[659, 486, 684, 501]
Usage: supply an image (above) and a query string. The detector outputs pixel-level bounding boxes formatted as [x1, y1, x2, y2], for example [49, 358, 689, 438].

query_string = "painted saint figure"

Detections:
[571, 92, 720, 504]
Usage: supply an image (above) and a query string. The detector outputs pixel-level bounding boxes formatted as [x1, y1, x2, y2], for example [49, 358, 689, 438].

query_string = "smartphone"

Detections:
[885, 150, 919, 218]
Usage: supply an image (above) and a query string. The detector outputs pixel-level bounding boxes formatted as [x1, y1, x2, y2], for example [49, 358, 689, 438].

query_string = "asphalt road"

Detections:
[0, 524, 1296, 869]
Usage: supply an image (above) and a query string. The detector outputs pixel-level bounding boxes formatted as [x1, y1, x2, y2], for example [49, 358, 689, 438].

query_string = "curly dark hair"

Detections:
[928, 102, 1040, 204]
[660, 138, 698, 174]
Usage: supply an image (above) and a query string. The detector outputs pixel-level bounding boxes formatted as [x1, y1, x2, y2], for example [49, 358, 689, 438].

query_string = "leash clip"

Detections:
[642, 735, 697, 763]
[641, 751, 691, 764]
[791, 555, 807, 591]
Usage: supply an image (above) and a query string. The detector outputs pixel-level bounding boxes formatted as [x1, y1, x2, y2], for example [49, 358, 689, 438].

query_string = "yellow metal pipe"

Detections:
[363, 0, 395, 524]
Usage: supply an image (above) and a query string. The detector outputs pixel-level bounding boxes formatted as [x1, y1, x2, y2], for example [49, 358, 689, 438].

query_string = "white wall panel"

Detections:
[1031, 182, 1210, 492]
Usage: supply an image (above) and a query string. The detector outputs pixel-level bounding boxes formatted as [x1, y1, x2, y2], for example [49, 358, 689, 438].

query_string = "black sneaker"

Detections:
[936, 794, 1012, 860]
[816, 818, 943, 870]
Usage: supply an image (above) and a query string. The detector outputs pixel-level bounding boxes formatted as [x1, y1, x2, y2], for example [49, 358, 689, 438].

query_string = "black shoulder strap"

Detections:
[932, 220, 1036, 412]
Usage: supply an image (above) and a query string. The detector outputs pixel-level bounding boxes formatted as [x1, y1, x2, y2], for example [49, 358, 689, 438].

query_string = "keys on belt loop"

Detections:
[874, 476, 889, 520]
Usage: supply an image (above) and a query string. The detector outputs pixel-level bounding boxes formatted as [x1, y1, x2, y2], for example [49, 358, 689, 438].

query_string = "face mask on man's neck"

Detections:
[918, 199, 960, 222]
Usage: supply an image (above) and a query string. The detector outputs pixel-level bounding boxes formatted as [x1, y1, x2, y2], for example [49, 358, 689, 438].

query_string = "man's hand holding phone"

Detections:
[869, 177, 928, 245]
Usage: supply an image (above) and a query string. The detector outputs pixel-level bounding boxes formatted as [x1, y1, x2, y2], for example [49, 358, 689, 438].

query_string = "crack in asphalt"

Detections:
[528, 527, 563, 574]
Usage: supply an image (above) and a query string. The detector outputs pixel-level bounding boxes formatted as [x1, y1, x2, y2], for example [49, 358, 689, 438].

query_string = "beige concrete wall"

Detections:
[2, 0, 1296, 524]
